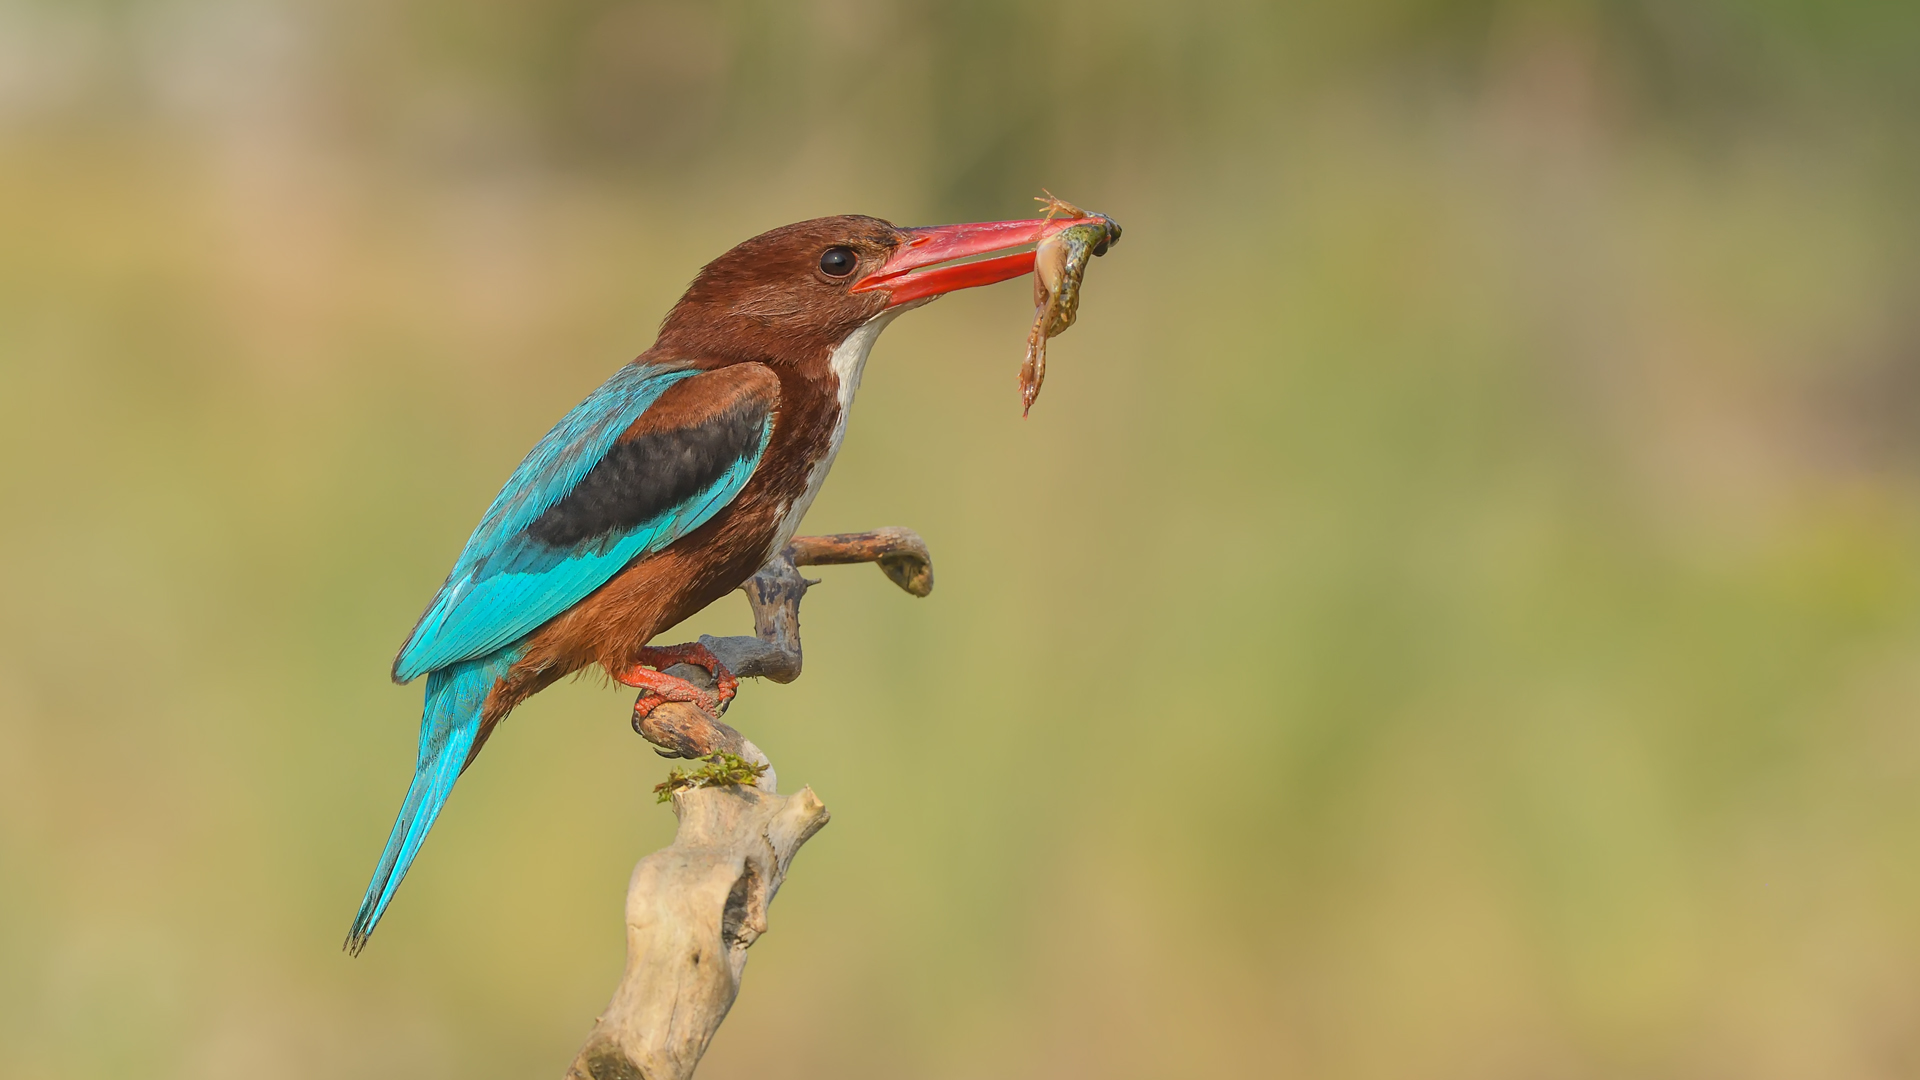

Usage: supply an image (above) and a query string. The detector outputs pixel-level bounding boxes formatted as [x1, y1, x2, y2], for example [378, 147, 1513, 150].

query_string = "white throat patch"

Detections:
[767, 307, 906, 556]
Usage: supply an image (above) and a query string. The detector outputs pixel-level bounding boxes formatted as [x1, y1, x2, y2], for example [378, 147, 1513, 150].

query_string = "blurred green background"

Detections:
[5, 1, 1920, 1077]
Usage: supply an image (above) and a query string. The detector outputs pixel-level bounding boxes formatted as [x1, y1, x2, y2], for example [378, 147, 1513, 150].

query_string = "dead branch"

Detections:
[565, 528, 932, 1080]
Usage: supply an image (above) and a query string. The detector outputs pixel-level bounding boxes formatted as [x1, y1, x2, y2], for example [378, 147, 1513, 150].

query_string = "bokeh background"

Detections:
[5, 1, 1920, 1077]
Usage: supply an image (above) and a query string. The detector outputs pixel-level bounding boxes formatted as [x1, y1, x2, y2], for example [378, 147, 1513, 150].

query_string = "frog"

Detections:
[1021, 192, 1121, 416]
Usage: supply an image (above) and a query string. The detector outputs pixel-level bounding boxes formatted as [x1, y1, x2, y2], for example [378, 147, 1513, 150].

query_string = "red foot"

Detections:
[614, 642, 738, 721]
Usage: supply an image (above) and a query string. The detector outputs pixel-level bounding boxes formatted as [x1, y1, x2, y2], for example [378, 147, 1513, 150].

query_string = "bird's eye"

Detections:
[819, 247, 857, 278]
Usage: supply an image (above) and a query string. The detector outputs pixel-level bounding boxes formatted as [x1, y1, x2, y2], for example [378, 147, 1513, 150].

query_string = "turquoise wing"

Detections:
[392, 362, 773, 682]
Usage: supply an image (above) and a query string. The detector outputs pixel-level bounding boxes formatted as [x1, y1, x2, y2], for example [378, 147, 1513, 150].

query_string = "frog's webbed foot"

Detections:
[1035, 189, 1093, 220]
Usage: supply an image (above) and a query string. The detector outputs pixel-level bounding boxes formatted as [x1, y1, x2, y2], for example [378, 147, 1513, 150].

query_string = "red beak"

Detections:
[851, 214, 1109, 307]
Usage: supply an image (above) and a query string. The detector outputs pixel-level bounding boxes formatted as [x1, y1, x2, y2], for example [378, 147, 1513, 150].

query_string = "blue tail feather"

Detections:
[345, 649, 517, 955]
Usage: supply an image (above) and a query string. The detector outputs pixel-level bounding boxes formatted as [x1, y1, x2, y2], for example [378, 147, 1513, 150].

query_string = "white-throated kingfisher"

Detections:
[346, 209, 1114, 954]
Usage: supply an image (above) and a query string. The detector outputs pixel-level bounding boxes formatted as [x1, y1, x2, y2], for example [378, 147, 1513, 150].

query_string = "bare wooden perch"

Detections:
[565, 528, 933, 1080]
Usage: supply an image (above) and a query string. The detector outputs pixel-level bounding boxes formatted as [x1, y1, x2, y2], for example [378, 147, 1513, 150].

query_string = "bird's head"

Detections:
[656, 211, 1114, 363]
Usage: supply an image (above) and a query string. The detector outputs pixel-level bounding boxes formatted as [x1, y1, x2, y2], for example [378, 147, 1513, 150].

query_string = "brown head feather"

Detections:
[655, 215, 907, 365]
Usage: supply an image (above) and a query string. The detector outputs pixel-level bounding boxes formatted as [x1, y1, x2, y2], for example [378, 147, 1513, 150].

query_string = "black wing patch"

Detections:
[525, 397, 771, 549]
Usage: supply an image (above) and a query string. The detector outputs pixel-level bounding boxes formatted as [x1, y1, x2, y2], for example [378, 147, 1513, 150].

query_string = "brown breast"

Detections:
[492, 357, 842, 714]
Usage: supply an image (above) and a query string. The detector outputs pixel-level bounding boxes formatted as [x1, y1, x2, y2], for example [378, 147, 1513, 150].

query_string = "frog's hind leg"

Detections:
[1020, 318, 1048, 417]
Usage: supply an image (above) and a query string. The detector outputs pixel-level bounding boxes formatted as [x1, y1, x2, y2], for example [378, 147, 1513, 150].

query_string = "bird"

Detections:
[345, 208, 1109, 955]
